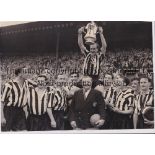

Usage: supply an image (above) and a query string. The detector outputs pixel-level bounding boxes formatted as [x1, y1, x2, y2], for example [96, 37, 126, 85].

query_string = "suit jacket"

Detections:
[69, 88, 106, 129]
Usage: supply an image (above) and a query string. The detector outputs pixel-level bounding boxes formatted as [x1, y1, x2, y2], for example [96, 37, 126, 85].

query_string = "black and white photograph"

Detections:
[0, 21, 154, 132]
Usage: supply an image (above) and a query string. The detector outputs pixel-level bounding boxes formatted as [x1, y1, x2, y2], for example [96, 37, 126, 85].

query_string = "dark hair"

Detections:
[123, 77, 130, 86]
[82, 76, 92, 81]
[15, 68, 22, 76]
[131, 77, 139, 83]
[139, 74, 151, 83]
[104, 72, 114, 79]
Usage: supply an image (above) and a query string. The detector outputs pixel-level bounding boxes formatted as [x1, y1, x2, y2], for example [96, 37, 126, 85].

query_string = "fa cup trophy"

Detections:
[84, 21, 98, 45]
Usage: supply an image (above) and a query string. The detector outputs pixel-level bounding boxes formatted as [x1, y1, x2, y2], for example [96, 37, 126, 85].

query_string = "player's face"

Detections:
[70, 74, 78, 81]
[56, 75, 67, 87]
[104, 74, 113, 86]
[37, 77, 46, 88]
[131, 80, 139, 91]
[18, 72, 26, 83]
[99, 76, 104, 82]
[57, 75, 66, 82]
[114, 75, 124, 86]
[140, 78, 150, 91]
[18, 72, 23, 78]
[32, 74, 38, 82]
[82, 77, 92, 90]
[90, 44, 98, 53]
[70, 73, 78, 83]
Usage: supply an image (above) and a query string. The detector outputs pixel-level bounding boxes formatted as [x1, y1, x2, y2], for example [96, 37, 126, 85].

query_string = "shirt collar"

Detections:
[83, 88, 91, 93]
[140, 90, 150, 95]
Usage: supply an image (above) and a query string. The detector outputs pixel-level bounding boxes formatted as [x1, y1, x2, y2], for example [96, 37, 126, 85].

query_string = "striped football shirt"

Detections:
[1, 80, 27, 107]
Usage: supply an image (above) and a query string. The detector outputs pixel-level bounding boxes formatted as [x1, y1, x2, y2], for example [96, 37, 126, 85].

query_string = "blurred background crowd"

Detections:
[1, 48, 153, 86]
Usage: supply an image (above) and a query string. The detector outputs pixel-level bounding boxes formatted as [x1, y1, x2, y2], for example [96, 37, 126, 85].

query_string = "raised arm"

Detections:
[78, 27, 89, 56]
[98, 27, 107, 56]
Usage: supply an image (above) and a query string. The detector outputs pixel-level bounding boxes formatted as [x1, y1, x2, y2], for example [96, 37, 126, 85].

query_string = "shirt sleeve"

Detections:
[134, 94, 141, 114]
[22, 85, 28, 107]
[1, 82, 12, 103]
[134, 99, 138, 114]
[47, 92, 55, 108]
[127, 95, 134, 108]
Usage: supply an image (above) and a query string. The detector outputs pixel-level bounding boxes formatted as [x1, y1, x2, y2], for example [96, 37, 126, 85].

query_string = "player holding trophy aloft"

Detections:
[78, 21, 107, 88]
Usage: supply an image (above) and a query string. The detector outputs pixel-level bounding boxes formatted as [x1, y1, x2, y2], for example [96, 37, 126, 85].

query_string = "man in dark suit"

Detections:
[69, 76, 106, 130]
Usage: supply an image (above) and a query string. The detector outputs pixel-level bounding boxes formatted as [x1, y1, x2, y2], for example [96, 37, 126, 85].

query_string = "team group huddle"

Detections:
[1, 25, 154, 131]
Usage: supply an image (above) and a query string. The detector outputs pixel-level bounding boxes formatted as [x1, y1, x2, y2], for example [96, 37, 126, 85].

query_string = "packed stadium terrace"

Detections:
[1, 48, 153, 86]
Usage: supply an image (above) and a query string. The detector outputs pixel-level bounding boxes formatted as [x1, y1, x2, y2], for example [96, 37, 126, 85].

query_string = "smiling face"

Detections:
[82, 77, 92, 91]
[114, 75, 124, 86]
[90, 43, 98, 53]
[70, 73, 78, 83]
[104, 74, 113, 86]
[140, 78, 150, 91]
[131, 80, 139, 91]
[37, 76, 46, 88]
[56, 74, 67, 87]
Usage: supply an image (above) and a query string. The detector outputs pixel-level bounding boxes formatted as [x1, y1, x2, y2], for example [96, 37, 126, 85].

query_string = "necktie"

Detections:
[83, 90, 87, 100]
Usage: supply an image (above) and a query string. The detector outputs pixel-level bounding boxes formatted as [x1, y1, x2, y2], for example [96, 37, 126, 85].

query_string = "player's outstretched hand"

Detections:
[144, 119, 154, 125]
[95, 119, 105, 128]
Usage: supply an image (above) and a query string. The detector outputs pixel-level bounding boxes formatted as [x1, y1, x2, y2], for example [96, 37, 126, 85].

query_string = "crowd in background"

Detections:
[1, 48, 153, 86]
